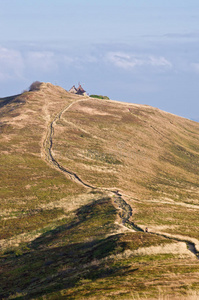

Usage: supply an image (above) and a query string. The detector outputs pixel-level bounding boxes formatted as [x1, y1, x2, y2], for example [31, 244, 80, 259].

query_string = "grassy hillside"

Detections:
[53, 94, 199, 240]
[0, 83, 199, 299]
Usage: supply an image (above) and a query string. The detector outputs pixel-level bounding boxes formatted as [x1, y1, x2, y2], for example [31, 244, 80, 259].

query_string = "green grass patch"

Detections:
[90, 95, 110, 100]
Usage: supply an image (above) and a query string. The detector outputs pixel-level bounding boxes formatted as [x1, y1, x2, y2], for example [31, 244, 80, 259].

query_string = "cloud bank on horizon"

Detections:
[0, 0, 199, 120]
[105, 52, 173, 70]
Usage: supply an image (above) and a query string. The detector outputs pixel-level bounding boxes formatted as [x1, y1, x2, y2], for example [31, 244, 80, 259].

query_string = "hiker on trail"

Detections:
[145, 227, 148, 233]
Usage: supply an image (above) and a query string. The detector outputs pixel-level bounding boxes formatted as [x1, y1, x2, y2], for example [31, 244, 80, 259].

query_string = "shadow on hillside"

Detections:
[0, 94, 22, 109]
[0, 197, 136, 299]
[30, 197, 116, 250]
[1, 236, 136, 300]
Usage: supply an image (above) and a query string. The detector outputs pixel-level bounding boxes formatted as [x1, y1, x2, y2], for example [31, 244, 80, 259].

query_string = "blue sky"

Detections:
[0, 0, 199, 120]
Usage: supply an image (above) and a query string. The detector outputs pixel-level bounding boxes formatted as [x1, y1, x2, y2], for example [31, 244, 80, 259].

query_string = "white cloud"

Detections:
[25, 51, 58, 72]
[0, 46, 78, 82]
[106, 51, 172, 71]
[25, 51, 97, 71]
[0, 44, 100, 84]
[0, 47, 24, 80]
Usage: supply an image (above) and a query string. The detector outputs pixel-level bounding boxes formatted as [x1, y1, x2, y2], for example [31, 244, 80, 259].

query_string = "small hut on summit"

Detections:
[76, 84, 86, 95]
[69, 84, 87, 96]
[69, 85, 77, 94]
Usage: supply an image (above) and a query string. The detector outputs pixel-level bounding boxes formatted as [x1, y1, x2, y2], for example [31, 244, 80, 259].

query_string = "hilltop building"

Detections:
[69, 84, 87, 96]
[69, 85, 77, 94]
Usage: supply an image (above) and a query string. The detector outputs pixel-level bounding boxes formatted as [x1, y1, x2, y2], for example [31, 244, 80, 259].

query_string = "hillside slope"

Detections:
[0, 83, 199, 299]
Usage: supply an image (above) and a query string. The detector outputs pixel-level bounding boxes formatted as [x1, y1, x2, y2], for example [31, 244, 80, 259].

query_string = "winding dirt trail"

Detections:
[42, 97, 199, 260]
[43, 98, 95, 188]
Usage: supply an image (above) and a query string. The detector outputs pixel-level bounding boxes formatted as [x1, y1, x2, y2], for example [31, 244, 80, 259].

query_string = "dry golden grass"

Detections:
[53, 96, 199, 198]
[1, 83, 199, 299]
[51, 93, 199, 239]
[0, 83, 87, 240]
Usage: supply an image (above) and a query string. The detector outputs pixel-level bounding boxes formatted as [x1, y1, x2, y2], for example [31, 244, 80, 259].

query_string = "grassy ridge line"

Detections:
[42, 96, 137, 235]
[53, 95, 199, 242]
[42, 94, 199, 260]
[1, 84, 199, 298]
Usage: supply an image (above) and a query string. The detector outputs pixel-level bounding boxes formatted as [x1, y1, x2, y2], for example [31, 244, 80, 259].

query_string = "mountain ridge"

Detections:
[1, 82, 199, 299]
